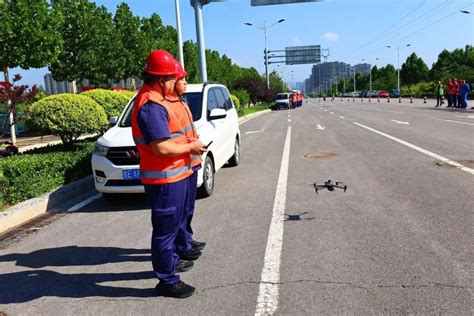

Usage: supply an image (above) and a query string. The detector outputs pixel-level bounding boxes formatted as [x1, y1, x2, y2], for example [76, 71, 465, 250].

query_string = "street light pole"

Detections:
[175, 0, 184, 67]
[244, 18, 286, 90]
[386, 44, 410, 93]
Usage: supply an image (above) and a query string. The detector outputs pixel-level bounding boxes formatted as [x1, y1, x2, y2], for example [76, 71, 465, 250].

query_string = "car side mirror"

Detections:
[109, 116, 118, 126]
[209, 108, 227, 120]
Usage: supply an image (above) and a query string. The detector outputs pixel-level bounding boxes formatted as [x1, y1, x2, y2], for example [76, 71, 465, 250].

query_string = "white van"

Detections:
[275, 93, 291, 110]
[91, 83, 241, 198]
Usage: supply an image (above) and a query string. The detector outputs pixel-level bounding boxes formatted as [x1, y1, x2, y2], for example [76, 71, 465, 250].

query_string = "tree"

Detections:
[113, 3, 147, 85]
[400, 53, 429, 85]
[183, 40, 200, 84]
[50, 0, 123, 86]
[0, 0, 62, 144]
[0, 75, 39, 137]
[430, 45, 474, 83]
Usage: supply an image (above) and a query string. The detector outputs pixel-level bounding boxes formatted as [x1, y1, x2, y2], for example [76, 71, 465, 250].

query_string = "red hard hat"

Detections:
[174, 60, 188, 79]
[144, 50, 178, 76]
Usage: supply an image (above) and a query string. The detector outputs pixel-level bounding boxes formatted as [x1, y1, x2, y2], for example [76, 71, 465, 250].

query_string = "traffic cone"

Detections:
[410, 96, 413, 103]
[387, 96, 390, 103]
[398, 97, 401, 103]
[378, 96, 380, 102]
[423, 96, 427, 104]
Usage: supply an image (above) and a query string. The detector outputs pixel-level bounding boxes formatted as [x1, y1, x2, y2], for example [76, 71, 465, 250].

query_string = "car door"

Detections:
[206, 87, 227, 169]
[219, 87, 238, 158]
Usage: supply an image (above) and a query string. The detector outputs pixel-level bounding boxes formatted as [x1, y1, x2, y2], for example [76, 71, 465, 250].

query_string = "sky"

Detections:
[9, 0, 474, 88]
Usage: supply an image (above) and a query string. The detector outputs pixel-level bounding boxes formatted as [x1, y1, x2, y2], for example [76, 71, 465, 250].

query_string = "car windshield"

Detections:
[119, 92, 203, 127]
[276, 94, 289, 100]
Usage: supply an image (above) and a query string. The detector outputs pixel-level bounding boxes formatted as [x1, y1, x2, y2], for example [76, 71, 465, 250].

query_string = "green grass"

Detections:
[242, 103, 272, 116]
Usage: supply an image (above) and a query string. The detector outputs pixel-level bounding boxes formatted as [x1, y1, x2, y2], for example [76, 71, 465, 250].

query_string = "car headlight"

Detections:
[93, 143, 109, 157]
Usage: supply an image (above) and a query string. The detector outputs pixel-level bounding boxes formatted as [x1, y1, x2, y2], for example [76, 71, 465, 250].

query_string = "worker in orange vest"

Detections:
[171, 60, 206, 264]
[131, 50, 206, 298]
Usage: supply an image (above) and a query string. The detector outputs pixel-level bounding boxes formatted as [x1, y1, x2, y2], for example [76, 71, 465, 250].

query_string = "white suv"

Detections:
[91, 83, 241, 198]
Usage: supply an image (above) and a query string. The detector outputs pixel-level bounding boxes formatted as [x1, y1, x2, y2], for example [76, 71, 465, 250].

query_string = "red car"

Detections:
[378, 91, 389, 98]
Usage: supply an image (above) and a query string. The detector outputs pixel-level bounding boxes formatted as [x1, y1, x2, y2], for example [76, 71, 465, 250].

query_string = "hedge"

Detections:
[0, 141, 95, 209]
[27, 94, 108, 146]
[82, 89, 133, 119]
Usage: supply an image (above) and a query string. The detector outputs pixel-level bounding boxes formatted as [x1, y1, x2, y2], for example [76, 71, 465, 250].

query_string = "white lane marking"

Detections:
[391, 119, 410, 125]
[255, 126, 291, 316]
[246, 131, 261, 135]
[68, 193, 102, 212]
[324, 109, 328, 112]
[339, 116, 345, 119]
[316, 124, 326, 130]
[288, 119, 291, 122]
[435, 119, 474, 126]
[455, 115, 474, 119]
[354, 122, 474, 175]
[330, 112, 335, 115]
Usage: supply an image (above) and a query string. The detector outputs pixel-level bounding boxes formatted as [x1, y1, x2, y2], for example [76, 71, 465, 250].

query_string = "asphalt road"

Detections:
[1, 99, 473, 315]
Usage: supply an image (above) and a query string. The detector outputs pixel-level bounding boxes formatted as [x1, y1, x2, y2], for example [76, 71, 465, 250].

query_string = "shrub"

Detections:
[402, 81, 435, 97]
[82, 89, 131, 119]
[232, 89, 250, 108]
[0, 141, 95, 208]
[27, 94, 108, 146]
[230, 94, 243, 116]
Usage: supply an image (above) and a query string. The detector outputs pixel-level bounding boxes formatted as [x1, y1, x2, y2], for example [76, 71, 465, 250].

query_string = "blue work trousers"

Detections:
[460, 93, 468, 108]
[144, 176, 191, 285]
[176, 171, 198, 253]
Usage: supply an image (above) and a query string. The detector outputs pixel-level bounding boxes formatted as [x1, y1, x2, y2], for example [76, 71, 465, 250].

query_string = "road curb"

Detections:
[0, 175, 95, 234]
[239, 109, 271, 124]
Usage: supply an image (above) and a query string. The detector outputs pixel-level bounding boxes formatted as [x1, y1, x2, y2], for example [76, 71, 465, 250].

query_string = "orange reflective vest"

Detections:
[131, 84, 196, 184]
[169, 94, 202, 169]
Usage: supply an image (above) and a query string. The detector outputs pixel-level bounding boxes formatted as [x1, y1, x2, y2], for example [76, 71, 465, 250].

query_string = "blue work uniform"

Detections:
[138, 101, 199, 284]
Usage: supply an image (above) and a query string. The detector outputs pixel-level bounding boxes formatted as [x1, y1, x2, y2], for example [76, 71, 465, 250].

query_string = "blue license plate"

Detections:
[122, 169, 141, 180]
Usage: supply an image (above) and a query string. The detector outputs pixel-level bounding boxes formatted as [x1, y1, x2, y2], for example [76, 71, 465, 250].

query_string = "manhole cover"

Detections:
[304, 152, 339, 159]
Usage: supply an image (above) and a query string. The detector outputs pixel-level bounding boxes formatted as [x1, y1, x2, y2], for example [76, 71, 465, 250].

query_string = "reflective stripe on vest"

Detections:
[170, 124, 194, 140]
[142, 164, 192, 179]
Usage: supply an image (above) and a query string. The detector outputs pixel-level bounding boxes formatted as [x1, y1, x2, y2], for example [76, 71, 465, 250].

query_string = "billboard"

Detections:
[251, 0, 322, 6]
[285, 45, 321, 65]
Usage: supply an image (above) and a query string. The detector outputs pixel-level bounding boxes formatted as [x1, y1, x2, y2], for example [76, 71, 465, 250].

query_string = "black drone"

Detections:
[313, 180, 347, 193]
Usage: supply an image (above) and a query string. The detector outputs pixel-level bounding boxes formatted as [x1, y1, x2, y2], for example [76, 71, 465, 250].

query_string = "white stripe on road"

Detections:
[435, 119, 474, 126]
[67, 193, 102, 212]
[339, 116, 345, 119]
[390, 119, 410, 125]
[330, 112, 335, 115]
[354, 122, 474, 175]
[255, 126, 291, 316]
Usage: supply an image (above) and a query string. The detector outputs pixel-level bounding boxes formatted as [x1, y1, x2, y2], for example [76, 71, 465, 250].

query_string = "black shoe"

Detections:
[178, 248, 202, 261]
[191, 240, 206, 251]
[155, 281, 195, 298]
[176, 260, 194, 272]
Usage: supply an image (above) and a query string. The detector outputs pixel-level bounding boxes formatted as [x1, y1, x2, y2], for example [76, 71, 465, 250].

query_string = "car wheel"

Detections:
[228, 138, 240, 167]
[198, 155, 214, 198]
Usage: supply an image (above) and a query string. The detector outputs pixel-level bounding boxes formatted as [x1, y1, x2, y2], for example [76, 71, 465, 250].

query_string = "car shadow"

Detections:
[74, 193, 149, 213]
[0, 246, 156, 303]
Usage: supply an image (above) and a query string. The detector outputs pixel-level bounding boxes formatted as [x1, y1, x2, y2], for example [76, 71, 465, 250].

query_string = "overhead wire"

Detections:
[398, 2, 473, 41]
[382, 0, 450, 44]
[353, 0, 427, 53]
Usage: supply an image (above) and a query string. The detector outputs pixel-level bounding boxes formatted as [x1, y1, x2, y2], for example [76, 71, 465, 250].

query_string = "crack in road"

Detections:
[200, 279, 472, 294]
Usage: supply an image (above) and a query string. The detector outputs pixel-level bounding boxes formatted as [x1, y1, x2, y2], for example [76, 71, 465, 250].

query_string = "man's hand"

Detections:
[189, 140, 207, 155]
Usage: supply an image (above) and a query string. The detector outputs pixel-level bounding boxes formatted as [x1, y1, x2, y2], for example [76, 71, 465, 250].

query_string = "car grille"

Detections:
[106, 146, 140, 166]
[105, 179, 142, 186]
